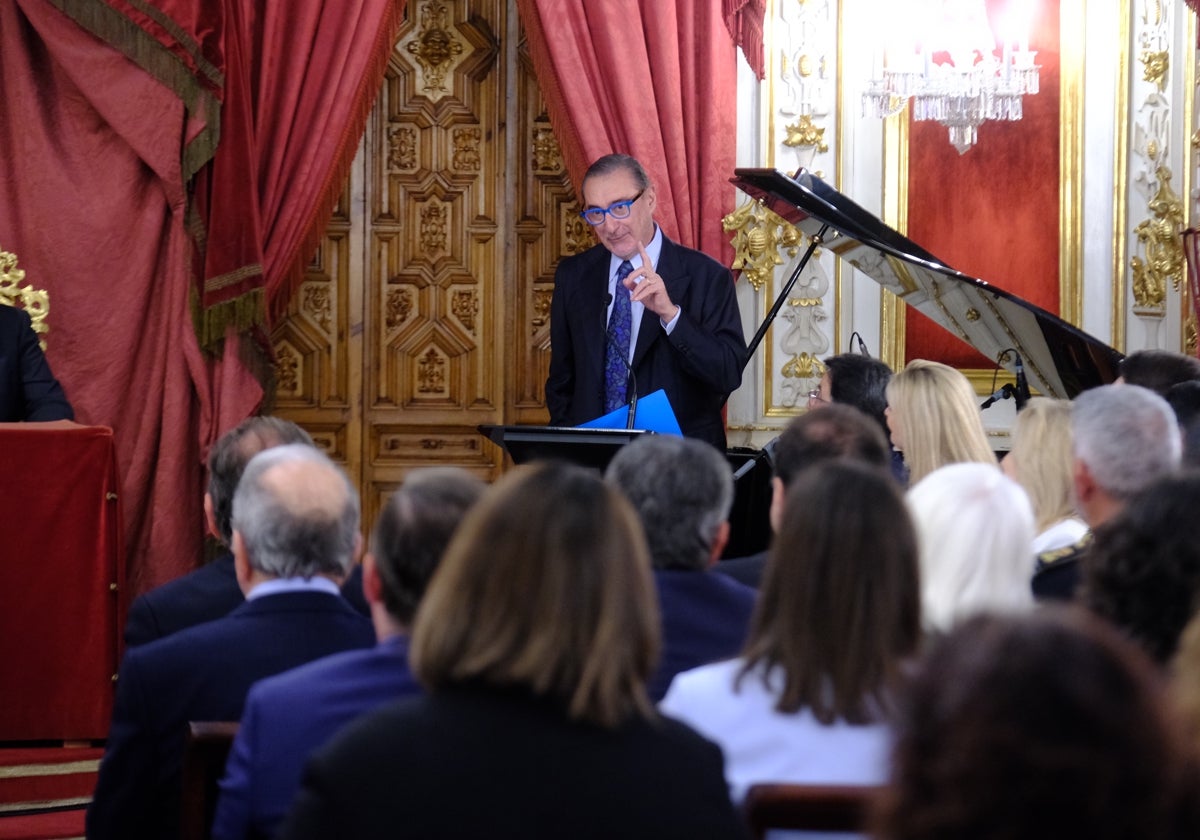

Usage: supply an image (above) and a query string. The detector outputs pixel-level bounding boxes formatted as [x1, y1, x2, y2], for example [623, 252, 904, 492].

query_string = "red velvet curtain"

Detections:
[0, 0, 402, 595]
[517, 0, 740, 263]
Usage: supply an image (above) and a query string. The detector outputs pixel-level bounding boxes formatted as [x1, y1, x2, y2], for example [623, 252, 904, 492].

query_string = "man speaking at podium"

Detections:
[545, 154, 745, 450]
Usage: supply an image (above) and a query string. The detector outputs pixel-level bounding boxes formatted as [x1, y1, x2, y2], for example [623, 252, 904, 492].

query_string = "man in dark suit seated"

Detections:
[719, 403, 892, 588]
[87, 445, 375, 840]
[544, 153, 746, 450]
[605, 434, 756, 701]
[124, 417, 315, 647]
[211, 467, 485, 840]
[0, 304, 73, 421]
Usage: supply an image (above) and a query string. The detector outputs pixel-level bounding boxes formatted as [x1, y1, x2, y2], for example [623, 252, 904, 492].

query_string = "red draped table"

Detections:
[0, 422, 123, 741]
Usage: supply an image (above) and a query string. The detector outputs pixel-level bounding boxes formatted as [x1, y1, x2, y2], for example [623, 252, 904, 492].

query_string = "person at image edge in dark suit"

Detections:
[0, 304, 73, 421]
[545, 154, 746, 450]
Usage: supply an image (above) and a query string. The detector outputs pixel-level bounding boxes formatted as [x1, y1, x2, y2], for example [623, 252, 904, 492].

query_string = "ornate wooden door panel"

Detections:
[271, 0, 576, 527]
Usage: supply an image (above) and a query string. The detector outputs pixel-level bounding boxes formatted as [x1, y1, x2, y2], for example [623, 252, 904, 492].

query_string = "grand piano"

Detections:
[730, 167, 1124, 397]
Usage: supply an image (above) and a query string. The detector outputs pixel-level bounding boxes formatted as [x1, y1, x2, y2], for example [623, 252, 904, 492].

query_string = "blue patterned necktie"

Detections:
[604, 260, 634, 412]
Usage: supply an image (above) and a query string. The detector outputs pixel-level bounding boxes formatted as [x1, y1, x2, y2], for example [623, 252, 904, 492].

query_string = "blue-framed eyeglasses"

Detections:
[579, 190, 645, 226]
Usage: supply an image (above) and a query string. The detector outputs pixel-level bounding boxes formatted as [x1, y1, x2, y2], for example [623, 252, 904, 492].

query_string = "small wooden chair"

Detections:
[179, 721, 240, 840]
[742, 783, 881, 839]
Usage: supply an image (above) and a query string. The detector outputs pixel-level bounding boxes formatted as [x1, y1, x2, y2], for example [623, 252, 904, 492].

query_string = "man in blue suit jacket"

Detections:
[212, 467, 485, 840]
[87, 445, 375, 840]
[545, 154, 745, 450]
[606, 435, 757, 702]
[124, 417, 315, 647]
[0, 304, 73, 421]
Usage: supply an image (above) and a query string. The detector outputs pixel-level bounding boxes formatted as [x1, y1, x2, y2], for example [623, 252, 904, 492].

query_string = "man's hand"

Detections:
[625, 241, 680, 323]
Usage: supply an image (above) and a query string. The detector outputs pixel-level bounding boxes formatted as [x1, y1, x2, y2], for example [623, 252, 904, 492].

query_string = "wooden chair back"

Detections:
[742, 783, 881, 838]
[179, 720, 239, 840]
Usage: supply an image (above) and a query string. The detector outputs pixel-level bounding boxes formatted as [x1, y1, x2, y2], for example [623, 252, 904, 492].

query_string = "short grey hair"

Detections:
[604, 435, 733, 571]
[1072, 384, 1181, 500]
[231, 444, 360, 578]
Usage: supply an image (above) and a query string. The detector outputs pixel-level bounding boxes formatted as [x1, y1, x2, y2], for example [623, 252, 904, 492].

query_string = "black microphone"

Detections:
[980, 383, 1016, 410]
[605, 293, 638, 430]
[1013, 351, 1030, 411]
[857, 335, 870, 356]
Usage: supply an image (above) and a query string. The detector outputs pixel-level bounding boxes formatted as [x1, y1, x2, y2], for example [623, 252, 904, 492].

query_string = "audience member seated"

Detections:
[719, 403, 891, 588]
[88, 445, 374, 840]
[874, 609, 1200, 840]
[1165, 380, 1200, 469]
[212, 467, 485, 840]
[1170, 613, 1200, 748]
[907, 463, 1034, 634]
[1116, 348, 1200, 395]
[1033, 384, 1181, 601]
[1001, 397, 1087, 554]
[810, 352, 905, 482]
[605, 435, 756, 701]
[276, 462, 747, 840]
[884, 359, 996, 486]
[1080, 473, 1200, 666]
[0, 303, 74, 421]
[124, 416, 314, 648]
[661, 461, 920, 802]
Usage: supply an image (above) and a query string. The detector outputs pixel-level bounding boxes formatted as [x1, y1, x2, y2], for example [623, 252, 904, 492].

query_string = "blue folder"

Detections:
[577, 389, 682, 436]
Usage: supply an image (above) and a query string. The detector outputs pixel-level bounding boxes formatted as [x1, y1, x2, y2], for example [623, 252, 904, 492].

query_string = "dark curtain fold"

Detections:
[516, 0, 740, 263]
[0, 0, 404, 595]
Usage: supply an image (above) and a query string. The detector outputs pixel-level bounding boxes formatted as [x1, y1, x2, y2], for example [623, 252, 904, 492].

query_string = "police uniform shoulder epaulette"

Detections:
[1035, 533, 1092, 571]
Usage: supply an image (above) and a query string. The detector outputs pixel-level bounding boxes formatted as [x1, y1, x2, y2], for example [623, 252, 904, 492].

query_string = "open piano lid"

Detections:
[731, 167, 1123, 399]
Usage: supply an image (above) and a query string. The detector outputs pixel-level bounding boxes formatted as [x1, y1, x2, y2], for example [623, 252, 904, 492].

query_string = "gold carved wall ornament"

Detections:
[783, 114, 829, 154]
[405, 1, 465, 98]
[0, 246, 51, 348]
[1131, 166, 1185, 312]
[722, 200, 803, 291]
[532, 288, 553, 332]
[1141, 49, 1169, 91]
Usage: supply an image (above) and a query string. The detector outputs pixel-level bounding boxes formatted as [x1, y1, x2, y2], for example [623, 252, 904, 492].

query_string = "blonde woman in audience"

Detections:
[278, 462, 745, 840]
[884, 359, 996, 485]
[1001, 397, 1087, 553]
[907, 463, 1035, 634]
[660, 460, 921, 801]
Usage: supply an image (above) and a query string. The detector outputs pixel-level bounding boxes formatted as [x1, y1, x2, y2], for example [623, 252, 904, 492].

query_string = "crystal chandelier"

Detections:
[862, 0, 1040, 154]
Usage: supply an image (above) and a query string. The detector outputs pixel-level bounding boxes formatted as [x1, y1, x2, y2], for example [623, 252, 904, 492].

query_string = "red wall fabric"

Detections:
[517, 0, 739, 263]
[905, 0, 1061, 368]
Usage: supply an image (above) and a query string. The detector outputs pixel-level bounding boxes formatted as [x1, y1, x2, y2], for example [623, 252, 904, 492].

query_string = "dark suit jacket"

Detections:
[545, 237, 746, 449]
[649, 569, 758, 702]
[124, 553, 244, 647]
[277, 684, 748, 840]
[124, 557, 371, 649]
[0, 304, 73, 421]
[87, 590, 374, 840]
[212, 636, 421, 840]
[716, 550, 769, 589]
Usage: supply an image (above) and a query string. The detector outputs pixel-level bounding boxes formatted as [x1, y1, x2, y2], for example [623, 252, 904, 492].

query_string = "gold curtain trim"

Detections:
[192, 286, 265, 350]
[204, 263, 264, 294]
[46, 0, 221, 180]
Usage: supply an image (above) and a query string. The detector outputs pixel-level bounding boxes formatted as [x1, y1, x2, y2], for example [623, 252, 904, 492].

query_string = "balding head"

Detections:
[231, 444, 360, 580]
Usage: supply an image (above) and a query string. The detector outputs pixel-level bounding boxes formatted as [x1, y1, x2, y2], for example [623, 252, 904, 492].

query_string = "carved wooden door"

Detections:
[270, 0, 583, 528]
